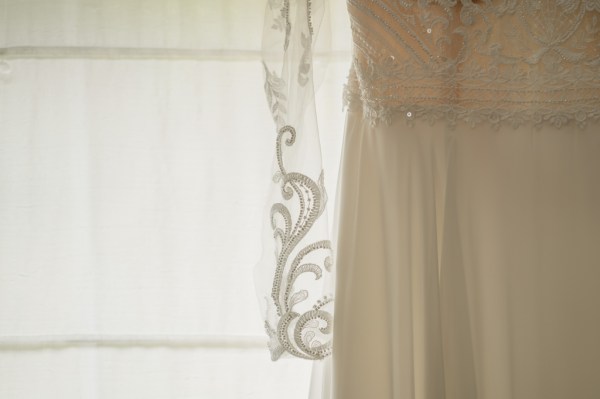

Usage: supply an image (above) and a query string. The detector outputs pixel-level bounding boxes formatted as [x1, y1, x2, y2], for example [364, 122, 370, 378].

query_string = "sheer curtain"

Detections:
[0, 1, 349, 397]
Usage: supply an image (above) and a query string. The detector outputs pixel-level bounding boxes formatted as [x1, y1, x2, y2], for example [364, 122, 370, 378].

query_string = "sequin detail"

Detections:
[345, 0, 600, 129]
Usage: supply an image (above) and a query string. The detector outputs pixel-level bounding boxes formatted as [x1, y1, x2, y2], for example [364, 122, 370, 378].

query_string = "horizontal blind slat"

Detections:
[0, 334, 267, 349]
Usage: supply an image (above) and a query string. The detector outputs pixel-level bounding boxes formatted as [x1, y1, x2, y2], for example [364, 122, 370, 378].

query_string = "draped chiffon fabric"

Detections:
[332, 113, 600, 399]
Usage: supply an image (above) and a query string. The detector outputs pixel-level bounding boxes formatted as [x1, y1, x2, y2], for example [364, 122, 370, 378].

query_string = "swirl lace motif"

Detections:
[262, 0, 334, 361]
[266, 126, 333, 360]
[345, 0, 600, 128]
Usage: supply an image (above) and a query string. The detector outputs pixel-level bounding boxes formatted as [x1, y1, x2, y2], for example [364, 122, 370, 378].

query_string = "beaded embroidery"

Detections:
[264, 125, 334, 360]
[345, 0, 600, 128]
[261, 0, 334, 361]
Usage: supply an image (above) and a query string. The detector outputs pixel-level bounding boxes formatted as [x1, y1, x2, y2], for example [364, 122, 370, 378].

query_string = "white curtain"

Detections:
[0, 1, 349, 397]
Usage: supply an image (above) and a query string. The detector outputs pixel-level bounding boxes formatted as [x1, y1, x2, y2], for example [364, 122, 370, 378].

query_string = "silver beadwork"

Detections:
[265, 125, 334, 360]
[345, 0, 600, 129]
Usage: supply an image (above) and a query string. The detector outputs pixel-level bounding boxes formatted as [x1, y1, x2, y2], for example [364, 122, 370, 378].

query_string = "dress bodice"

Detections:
[345, 0, 600, 128]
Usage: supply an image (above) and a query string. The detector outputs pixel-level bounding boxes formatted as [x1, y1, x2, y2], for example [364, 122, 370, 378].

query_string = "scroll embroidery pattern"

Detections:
[264, 125, 333, 360]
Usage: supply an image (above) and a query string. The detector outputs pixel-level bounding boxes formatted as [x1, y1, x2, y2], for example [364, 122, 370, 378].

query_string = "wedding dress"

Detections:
[256, 1, 600, 399]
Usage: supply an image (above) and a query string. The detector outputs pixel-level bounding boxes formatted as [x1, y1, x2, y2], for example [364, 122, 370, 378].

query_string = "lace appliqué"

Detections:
[345, 0, 600, 129]
[260, 0, 333, 361]
[263, 63, 288, 127]
[264, 125, 333, 361]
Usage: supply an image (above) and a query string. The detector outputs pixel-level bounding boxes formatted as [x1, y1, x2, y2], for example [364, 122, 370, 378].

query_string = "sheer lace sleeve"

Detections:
[255, 0, 334, 361]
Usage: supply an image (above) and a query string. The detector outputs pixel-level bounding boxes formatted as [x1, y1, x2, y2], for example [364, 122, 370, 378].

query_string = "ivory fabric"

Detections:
[332, 113, 600, 399]
[331, 2, 600, 398]
[258, 1, 600, 399]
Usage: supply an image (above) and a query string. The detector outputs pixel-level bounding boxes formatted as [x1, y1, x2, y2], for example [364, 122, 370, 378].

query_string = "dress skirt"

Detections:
[329, 110, 600, 399]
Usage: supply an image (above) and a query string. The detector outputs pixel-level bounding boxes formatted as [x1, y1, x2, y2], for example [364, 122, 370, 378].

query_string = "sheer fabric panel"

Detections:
[0, 0, 349, 397]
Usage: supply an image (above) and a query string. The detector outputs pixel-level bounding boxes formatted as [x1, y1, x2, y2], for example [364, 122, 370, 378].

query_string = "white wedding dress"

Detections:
[257, 1, 600, 399]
